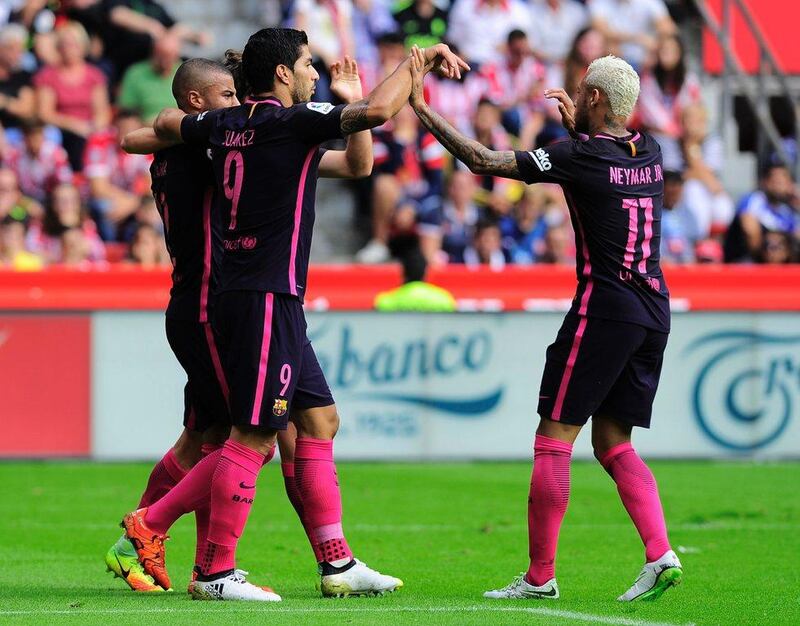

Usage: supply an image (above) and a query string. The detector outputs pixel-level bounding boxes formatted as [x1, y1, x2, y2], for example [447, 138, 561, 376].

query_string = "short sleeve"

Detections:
[32, 67, 55, 89]
[514, 141, 575, 185]
[284, 102, 346, 144]
[646, 0, 669, 19]
[180, 109, 218, 146]
[86, 65, 107, 89]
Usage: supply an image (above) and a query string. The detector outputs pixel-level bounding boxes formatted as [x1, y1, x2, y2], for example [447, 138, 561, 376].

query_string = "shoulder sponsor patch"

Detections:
[528, 148, 552, 172]
[197, 111, 209, 121]
[306, 102, 335, 114]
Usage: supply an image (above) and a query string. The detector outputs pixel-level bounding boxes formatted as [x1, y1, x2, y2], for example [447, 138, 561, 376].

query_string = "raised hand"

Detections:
[544, 88, 576, 134]
[409, 45, 426, 108]
[426, 43, 470, 80]
[330, 56, 363, 104]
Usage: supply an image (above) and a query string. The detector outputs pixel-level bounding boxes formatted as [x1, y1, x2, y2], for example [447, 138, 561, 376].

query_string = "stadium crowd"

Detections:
[0, 0, 797, 271]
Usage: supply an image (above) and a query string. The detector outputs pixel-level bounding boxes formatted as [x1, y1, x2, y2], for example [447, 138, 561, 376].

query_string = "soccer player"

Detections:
[407, 47, 683, 602]
[109, 54, 374, 597]
[122, 28, 468, 601]
[105, 58, 239, 593]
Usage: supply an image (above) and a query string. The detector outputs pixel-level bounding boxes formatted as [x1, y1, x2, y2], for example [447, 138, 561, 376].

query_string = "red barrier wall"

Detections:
[0, 265, 798, 311]
[703, 0, 800, 74]
[0, 315, 90, 457]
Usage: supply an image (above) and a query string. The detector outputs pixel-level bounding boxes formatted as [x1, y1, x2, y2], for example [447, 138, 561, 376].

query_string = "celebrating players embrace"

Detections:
[108, 28, 467, 601]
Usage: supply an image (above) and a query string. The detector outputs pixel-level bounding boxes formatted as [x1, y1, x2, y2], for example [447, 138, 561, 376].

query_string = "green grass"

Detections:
[1, 461, 798, 625]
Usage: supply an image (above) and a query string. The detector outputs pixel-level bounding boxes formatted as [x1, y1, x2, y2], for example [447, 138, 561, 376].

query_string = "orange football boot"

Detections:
[121, 508, 172, 591]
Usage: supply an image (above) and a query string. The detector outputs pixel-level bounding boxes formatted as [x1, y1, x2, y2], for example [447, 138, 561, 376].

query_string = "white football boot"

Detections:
[618, 550, 683, 602]
[320, 559, 404, 597]
[190, 569, 281, 601]
[484, 574, 560, 599]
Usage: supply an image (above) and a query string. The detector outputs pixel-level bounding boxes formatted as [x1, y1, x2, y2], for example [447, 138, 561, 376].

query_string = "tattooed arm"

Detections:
[407, 46, 522, 179]
[339, 43, 470, 135]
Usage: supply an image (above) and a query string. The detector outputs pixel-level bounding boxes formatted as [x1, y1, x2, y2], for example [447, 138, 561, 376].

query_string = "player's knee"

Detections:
[172, 428, 204, 468]
[295, 405, 339, 439]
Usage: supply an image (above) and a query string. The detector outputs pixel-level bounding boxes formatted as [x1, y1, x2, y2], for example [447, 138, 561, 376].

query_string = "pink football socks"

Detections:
[202, 439, 266, 575]
[282, 461, 325, 561]
[294, 437, 353, 565]
[137, 448, 188, 508]
[526, 434, 573, 586]
[600, 442, 671, 562]
[144, 447, 223, 535]
[193, 443, 221, 569]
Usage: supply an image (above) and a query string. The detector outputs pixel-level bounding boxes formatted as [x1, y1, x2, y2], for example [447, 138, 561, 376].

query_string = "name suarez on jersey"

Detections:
[609, 163, 663, 186]
[223, 129, 256, 147]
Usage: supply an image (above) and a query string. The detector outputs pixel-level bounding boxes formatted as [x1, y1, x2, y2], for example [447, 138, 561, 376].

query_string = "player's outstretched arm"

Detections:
[339, 43, 469, 136]
[319, 56, 373, 178]
[407, 47, 522, 180]
[153, 108, 188, 143]
[121, 127, 179, 155]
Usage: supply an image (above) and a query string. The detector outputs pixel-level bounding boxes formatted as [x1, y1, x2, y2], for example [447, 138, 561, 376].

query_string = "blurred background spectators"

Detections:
[0, 0, 795, 271]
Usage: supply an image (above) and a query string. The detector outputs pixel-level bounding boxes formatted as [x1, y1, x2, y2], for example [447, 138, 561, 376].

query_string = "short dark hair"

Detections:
[507, 29, 527, 45]
[401, 247, 428, 283]
[224, 49, 249, 101]
[376, 31, 404, 47]
[172, 58, 231, 111]
[475, 217, 500, 236]
[243, 28, 308, 94]
[761, 163, 791, 180]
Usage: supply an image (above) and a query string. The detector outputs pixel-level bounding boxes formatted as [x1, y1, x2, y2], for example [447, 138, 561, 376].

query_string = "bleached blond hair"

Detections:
[584, 55, 640, 119]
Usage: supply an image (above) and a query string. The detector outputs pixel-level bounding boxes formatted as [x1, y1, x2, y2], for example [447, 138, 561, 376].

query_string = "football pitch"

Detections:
[1, 461, 798, 625]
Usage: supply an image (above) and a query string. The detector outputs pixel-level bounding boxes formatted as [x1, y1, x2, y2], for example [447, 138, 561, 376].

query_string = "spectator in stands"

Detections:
[356, 105, 444, 263]
[724, 165, 800, 263]
[563, 27, 607, 100]
[351, 0, 395, 66]
[27, 182, 105, 263]
[447, 0, 531, 67]
[392, 0, 448, 51]
[291, 0, 355, 102]
[83, 108, 151, 240]
[3, 119, 73, 204]
[636, 34, 701, 169]
[0, 215, 43, 270]
[528, 0, 588, 66]
[480, 30, 546, 148]
[0, 23, 36, 132]
[117, 33, 182, 124]
[359, 30, 406, 93]
[588, 0, 675, 69]
[660, 170, 698, 264]
[33, 21, 111, 172]
[680, 103, 734, 239]
[761, 231, 797, 265]
[504, 185, 562, 264]
[375, 240, 457, 311]
[538, 221, 572, 265]
[463, 217, 508, 269]
[69, 0, 209, 79]
[0, 166, 42, 223]
[468, 98, 515, 213]
[418, 169, 481, 265]
[127, 222, 168, 267]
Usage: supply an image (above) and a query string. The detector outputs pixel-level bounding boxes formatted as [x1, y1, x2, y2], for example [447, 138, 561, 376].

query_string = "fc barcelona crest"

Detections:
[272, 399, 288, 416]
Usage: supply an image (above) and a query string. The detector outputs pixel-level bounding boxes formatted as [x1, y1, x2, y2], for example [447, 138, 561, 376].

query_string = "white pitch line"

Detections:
[0, 605, 692, 626]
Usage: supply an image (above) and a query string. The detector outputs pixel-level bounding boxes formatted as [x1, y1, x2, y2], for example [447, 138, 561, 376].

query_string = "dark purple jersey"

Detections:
[515, 132, 670, 331]
[179, 96, 346, 299]
[150, 144, 219, 323]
